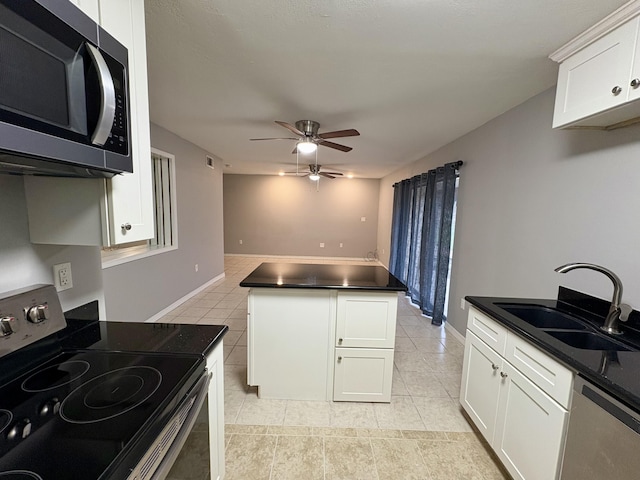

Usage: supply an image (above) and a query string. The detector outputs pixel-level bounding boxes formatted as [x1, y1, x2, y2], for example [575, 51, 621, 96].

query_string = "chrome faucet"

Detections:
[554, 263, 625, 335]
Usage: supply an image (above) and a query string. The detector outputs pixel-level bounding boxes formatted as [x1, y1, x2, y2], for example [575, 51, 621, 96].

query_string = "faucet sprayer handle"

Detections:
[620, 304, 633, 322]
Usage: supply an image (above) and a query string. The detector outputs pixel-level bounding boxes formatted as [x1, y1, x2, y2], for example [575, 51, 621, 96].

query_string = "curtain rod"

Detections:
[392, 160, 463, 187]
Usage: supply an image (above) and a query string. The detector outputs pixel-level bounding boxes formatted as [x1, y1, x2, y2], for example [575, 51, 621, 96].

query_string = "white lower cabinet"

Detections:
[247, 289, 398, 403]
[461, 307, 572, 480]
[460, 330, 503, 440]
[205, 341, 225, 480]
[333, 292, 397, 402]
[494, 362, 568, 480]
[333, 347, 394, 402]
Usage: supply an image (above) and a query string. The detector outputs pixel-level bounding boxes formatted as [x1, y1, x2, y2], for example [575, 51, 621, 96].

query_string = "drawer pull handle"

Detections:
[500, 372, 508, 379]
[491, 364, 499, 371]
[612, 85, 622, 95]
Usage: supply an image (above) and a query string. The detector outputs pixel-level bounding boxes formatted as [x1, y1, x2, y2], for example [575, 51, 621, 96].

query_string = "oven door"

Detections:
[127, 372, 211, 480]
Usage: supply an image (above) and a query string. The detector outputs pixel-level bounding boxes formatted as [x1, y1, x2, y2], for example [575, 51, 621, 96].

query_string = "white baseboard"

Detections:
[445, 320, 466, 344]
[146, 272, 226, 323]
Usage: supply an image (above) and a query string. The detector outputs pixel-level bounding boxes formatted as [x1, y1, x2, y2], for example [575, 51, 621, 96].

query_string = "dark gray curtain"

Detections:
[389, 161, 460, 325]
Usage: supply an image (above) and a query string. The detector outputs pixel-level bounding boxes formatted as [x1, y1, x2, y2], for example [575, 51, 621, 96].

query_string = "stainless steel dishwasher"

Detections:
[560, 375, 640, 479]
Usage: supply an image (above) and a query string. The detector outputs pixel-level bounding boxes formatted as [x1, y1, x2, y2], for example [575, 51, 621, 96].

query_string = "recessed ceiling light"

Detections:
[278, 171, 285, 176]
[347, 173, 354, 179]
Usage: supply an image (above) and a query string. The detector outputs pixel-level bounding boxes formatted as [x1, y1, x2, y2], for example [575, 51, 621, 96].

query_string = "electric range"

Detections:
[0, 285, 207, 480]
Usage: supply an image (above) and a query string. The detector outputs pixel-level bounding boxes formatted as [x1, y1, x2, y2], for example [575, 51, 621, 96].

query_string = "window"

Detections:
[101, 148, 177, 267]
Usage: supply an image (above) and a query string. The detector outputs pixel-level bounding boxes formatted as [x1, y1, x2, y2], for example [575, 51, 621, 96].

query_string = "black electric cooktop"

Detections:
[0, 350, 204, 479]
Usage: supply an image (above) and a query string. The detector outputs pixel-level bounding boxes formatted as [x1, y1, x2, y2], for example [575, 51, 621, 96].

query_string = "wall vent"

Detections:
[206, 156, 215, 169]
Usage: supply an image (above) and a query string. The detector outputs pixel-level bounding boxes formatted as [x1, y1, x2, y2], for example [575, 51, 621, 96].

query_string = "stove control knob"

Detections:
[26, 304, 49, 323]
[6, 419, 31, 441]
[0, 316, 16, 336]
[39, 398, 61, 417]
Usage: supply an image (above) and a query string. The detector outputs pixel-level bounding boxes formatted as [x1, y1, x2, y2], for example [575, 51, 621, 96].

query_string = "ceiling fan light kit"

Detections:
[309, 173, 320, 181]
[250, 120, 360, 155]
[296, 140, 317, 154]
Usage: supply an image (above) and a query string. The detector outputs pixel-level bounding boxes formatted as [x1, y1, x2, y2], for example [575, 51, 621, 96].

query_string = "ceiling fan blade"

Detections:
[250, 137, 298, 141]
[318, 140, 352, 152]
[275, 121, 304, 136]
[318, 129, 360, 139]
[323, 171, 343, 176]
[319, 172, 337, 179]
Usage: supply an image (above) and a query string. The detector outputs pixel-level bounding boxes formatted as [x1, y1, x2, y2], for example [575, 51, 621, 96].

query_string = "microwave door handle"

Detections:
[85, 43, 116, 146]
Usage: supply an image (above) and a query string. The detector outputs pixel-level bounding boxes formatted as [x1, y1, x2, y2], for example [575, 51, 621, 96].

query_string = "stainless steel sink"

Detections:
[495, 303, 589, 330]
[544, 331, 634, 352]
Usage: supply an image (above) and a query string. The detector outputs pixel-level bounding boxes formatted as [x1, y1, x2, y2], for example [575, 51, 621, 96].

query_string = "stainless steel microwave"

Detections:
[0, 0, 131, 178]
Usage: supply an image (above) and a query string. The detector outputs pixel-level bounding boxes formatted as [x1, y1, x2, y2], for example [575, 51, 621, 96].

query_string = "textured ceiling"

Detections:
[144, 0, 628, 178]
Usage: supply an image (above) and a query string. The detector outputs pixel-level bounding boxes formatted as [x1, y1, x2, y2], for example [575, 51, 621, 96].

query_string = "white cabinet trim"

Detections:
[550, 0, 640, 62]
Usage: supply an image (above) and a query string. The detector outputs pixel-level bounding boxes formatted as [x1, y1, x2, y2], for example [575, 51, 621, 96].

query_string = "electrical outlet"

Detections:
[361, 217, 366, 222]
[239, 239, 243, 245]
[320, 243, 325, 248]
[195, 264, 199, 272]
[53, 263, 73, 292]
[339, 243, 343, 248]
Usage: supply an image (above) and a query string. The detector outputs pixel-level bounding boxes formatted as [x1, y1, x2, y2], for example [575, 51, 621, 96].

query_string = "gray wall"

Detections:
[224, 174, 379, 259]
[377, 87, 640, 336]
[0, 175, 105, 312]
[102, 123, 225, 321]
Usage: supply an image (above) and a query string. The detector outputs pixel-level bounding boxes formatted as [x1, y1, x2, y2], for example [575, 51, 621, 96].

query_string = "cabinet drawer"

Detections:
[336, 292, 398, 348]
[505, 334, 573, 409]
[467, 307, 508, 356]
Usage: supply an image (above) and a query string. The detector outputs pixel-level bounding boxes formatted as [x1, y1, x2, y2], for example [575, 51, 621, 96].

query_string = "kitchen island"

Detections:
[240, 262, 407, 402]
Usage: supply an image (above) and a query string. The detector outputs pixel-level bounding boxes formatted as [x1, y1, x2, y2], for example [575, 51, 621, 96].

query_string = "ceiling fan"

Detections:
[286, 164, 343, 180]
[250, 120, 359, 153]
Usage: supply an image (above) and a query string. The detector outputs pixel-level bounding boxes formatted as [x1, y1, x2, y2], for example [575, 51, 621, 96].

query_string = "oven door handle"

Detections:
[85, 43, 116, 146]
[150, 372, 211, 479]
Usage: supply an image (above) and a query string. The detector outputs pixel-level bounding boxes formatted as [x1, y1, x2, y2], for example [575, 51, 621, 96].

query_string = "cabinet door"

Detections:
[494, 362, 568, 480]
[629, 18, 640, 102]
[248, 289, 335, 401]
[99, 0, 154, 244]
[336, 292, 398, 348]
[333, 347, 393, 402]
[206, 342, 225, 480]
[553, 18, 639, 128]
[459, 330, 502, 444]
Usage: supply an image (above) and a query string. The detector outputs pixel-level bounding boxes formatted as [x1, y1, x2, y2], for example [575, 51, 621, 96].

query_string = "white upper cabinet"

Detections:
[25, 0, 154, 246]
[99, 0, 154, 244]
[551, 1, 640, 129]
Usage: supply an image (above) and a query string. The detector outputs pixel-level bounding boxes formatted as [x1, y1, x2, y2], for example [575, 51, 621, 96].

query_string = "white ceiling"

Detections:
[144, 0, 628, 179]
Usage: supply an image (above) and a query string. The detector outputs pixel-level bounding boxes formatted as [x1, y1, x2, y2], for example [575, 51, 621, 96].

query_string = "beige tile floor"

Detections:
[162, 256, 510, 480]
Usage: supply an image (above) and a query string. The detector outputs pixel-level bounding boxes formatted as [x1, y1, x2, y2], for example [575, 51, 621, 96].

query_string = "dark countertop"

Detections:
[466, 291, 640, 414]
[239, 262, 407, 291]
[62, 300, 228, 357]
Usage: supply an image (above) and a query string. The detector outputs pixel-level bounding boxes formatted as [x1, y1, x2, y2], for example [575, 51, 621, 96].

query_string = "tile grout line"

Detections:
[369, 437, 381, 480]
[267, 433, 279, 480]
